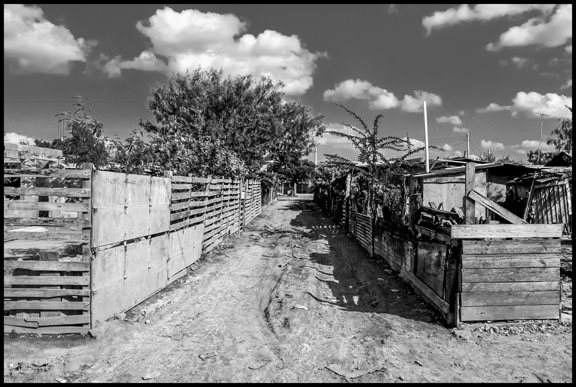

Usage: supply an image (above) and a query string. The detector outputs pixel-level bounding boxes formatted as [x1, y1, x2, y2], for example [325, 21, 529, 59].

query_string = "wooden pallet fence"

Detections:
[4, 167, 92, 243]
[452, 223, 563, 322]
[4, 259, 91, 335]
[201, 179, 242, 253]
[243, 180, 261, 225]
[4, 163, 93, 334]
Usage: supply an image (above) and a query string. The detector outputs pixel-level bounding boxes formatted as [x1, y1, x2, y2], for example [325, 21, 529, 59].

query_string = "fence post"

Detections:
[464, 162, 476, 224]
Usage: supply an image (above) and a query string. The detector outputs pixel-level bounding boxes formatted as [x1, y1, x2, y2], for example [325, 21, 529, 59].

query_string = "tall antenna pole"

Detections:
[423, 101, 430, 173]
[466, 132, 470, 158]
[314, 146, 318, 169]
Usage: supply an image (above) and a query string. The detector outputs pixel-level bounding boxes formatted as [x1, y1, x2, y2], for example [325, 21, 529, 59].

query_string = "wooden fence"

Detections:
[452, 224, 562, 322]
[4, 162, 93, 334]
[4, 162, 264, 333]
[316, 162, 565, 326]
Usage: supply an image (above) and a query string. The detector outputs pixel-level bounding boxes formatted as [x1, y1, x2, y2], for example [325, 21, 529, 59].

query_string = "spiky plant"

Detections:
[324, 103, 434, 216]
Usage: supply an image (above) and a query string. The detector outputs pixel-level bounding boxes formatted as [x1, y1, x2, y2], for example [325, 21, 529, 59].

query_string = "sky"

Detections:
[4, 4, 572, 163]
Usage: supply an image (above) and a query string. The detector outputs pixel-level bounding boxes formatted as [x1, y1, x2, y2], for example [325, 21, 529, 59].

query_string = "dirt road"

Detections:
[4, 197, 572, 383]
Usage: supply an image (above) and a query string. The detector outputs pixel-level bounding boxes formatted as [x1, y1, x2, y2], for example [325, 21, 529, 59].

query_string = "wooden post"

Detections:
[464, 162, 476, 224]
[81, 162, 93, 329]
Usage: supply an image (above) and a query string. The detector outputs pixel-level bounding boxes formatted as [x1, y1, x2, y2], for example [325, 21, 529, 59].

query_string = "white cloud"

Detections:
[4, 132, 36, 145]
[101, 7, 324, 96]
[101, 51, 168, 78]
[481, 139, 505, 151]
[315, 123, 357, 150]
[400, 90, 442, 113]
[478, 92, 572, 119]
[323, 79, 400, 110]
[4, 4, 94, 75]
[566, 45, 572, 53]
[476, 102, 512, 113]
[511, 91, 572, 119]
[436, 115, 462, 125]
[514, 139, 556, 152]
[442, 143, 453, 151]
[401, 137, 425, 149]
[453, 127, 470, 133]
[422, 4, 556, 35]
[452, 150, 463, 157]
[487, 4, 572, 51]
[560, 79, 572, 90]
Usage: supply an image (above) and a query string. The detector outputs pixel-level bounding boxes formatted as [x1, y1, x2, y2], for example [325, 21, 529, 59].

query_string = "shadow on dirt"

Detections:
[287, 199, 439, 324]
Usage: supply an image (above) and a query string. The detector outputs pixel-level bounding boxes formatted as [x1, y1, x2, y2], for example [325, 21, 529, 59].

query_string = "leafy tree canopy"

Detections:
[139, 68, 325, 178]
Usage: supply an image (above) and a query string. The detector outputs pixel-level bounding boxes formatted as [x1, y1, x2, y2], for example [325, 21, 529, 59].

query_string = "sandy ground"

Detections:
[3, 197, 572, 383]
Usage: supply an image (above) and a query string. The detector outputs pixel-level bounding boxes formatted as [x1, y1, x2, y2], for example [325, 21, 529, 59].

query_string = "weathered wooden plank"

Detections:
[5, 301, 90, 310]
[461, 281, 560, 293]
[468, 189, 527, 224]
[169, 200, 207, 211]
[5, 229, 86, 241]
[4, 316, 39, 328]
[3, 217, 89, 228]
[3, 169, 91, 178]
[3, 325, 90, 334]
[462, 267, 559, 283]
[169, 215, 205, 231]
[3, 260, 89, 272]
[464, 162, 476, 224]
[452, 224, 563, 239]
[171, 190, 218, 200]
[3, 187, 91, 197]
[403, 271, 450, 314]
[4, 275, 89, 286]
[4, 200, 89, 212]
[23, 314, 90, 326]
[461, 291, 560, 306]
[461, 254, 560, 269]
[460, 305, 559, 322]
[170, 207, 206, 221]
[3, 288, 90, 298]
[171, 175, 211, 184]
[462, 239, 560, 254]
[415, 241, 447, 297]
[414, 224, 451, 243]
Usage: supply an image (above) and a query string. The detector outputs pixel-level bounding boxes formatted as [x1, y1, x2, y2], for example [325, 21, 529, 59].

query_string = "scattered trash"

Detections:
[248, 360, 270, 370]
[55, 377, 67, 383]
[325, 363, 386, 379]
[142, 370, 161, 380]
[293, 304, 308, 311]
[390, 289, 399, 293]
[199, 352, 218, 361]
[144, 320, 152, 325]
[415, 360, 424, 367]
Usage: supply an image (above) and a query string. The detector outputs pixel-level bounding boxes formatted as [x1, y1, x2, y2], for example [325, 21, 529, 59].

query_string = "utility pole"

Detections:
[537, 113, 546, 164]
[423, 101, 429, 173]
[314, 146, 318, 169]
[466, 132, 470, 158]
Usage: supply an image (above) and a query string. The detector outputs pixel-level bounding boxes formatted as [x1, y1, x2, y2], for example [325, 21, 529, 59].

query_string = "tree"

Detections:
[324, 103, 433, 216]
[53, 96, 113, 169]
[526, 149, 554, 165]
[479, 150, 496, 163]
[546, 106, 572, 152]
[139, 68, 324, 178]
